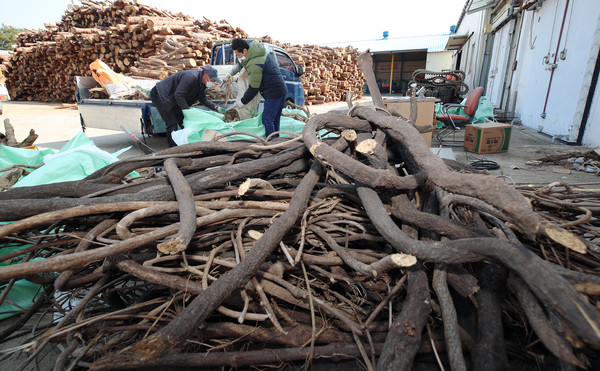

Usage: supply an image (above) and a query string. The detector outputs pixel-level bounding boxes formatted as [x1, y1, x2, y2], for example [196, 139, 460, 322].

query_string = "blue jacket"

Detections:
[155, 69, 216, 111]
[240, 42, 288, 104]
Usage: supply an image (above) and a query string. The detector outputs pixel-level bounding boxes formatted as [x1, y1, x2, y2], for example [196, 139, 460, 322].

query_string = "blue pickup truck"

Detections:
[210, 41, 305, 108]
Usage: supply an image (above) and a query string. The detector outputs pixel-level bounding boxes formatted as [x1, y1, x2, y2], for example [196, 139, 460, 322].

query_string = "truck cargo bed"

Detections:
[75, 76, 166, 135]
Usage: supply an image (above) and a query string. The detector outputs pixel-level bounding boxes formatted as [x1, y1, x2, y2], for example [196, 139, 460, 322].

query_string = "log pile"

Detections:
[4, 1, 364, 105]
[280, 42, 364, 105]
[0, 55, 598, 370]
[4, 0, 246, 102]
[129, 32, 217, 81]
[0, 53, 9, 79]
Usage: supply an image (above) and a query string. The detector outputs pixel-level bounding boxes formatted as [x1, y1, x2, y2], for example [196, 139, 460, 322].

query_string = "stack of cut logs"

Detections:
[4, 0, 364, 105]
[0, 54, 9, 79]
[284, 43, 364, 105]
[4, 0, 246, 102]
[129, 28, 217, 81]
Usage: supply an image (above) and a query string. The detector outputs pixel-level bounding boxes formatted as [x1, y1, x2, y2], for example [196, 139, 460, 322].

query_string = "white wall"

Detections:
[485, 21, 513, 107]
[454, 0, 600, 146]
[454, 7, 489, 91]
[426, 51, 454, 72]
[584, 80, 600, 146]
[576, 10, 600, 147]
[511, 0, 600, 143]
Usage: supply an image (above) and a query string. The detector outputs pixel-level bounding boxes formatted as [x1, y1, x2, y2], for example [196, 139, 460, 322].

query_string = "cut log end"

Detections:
[391, 253, 418, 267]
[544, 225, 587, 254]
[356, 139, 378, 155]
[157, 237, 187, 255]
[341, 129, 357, 143]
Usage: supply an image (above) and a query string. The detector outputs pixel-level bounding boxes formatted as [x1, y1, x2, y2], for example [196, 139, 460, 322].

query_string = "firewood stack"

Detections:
[4, 1, 364, 106]
[129, 31, 217, 81]
[4, 0, 246, 102]
[285, 43, 365, 105]
[0, 53, 9, 79]
[255, 35, 364, 105]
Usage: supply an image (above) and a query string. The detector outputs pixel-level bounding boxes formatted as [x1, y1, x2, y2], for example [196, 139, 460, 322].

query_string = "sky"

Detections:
[1, 0, 467, 46]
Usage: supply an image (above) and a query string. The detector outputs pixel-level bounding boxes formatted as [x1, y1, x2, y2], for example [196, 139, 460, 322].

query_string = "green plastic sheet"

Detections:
[0, 245, 45, 321]
[1, 132, 132, 319]
[172, 107, 310, 144]
[14, 132, 129, 187]
[0, 146, 54, 171]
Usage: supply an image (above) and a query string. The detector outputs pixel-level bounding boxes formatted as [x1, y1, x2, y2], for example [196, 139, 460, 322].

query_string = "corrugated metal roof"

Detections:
[322, 34, 453, 53]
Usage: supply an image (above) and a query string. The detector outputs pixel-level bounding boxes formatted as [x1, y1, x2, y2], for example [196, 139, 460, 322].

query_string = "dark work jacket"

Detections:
[155, 69, 217, 111]
[240, 42, 288, 105]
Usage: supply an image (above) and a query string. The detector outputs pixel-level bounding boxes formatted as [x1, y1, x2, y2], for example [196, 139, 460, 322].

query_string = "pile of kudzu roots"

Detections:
[0, 55, 598, 371]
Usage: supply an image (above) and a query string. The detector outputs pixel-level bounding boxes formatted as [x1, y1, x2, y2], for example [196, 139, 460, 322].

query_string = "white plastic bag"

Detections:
[231, 68, 261, 120]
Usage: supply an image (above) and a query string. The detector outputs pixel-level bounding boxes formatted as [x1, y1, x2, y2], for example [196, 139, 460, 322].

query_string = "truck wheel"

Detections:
[284, 99, 295, 110]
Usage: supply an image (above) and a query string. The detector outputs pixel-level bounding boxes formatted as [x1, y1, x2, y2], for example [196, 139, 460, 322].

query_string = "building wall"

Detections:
[579, 21, 600, 147]
[453, 7, 489, 91]
[511, 0, 599, 143]
[425, 51, 454, 72]
[454, 0, 600, 147]
[485, 17, 515, 108]
[585, 79, 600, 145]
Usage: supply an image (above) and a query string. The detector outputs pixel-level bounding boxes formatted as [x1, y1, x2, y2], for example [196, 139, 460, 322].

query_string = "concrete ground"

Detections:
[0, 97, 599, 369]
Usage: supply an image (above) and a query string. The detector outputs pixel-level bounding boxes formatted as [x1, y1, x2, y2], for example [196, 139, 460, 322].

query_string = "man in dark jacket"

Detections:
[150, 66, 221, 147]
[231, 38, 288, 138]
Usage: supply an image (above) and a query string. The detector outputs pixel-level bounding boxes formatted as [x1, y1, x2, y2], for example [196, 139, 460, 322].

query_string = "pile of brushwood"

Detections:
[0, 55, 599, 371]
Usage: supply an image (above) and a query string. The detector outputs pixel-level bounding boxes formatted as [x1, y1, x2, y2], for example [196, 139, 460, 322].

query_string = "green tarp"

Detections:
[171, 107, 310, 144]
[0, 133, 132, 319]
[0, 245, 45, 321]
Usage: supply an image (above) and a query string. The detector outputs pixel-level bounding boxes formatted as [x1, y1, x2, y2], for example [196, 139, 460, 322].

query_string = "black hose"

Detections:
[470, 158, 500, 170]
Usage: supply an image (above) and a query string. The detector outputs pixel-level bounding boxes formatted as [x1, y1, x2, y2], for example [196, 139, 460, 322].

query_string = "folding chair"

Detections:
[435, 86, 484, 146]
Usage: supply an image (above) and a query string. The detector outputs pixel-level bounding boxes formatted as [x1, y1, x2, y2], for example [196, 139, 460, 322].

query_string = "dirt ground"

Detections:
[2, 99, 599, 187]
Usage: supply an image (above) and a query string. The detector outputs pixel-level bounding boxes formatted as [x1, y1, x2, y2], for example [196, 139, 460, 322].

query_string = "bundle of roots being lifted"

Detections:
[0, 54, 598, 370]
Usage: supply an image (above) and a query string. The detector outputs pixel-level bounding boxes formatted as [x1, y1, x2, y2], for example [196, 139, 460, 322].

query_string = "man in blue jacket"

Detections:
[150, 66, 221, 147]
[231, 38, 288, 138]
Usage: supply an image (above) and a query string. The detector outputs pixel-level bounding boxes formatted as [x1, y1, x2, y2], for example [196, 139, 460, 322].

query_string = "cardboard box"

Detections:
[420, 130, 433, 147]
[463, 122, 512, 154]
[384, 97, 438, 125]
[384, 97, 437, 147]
